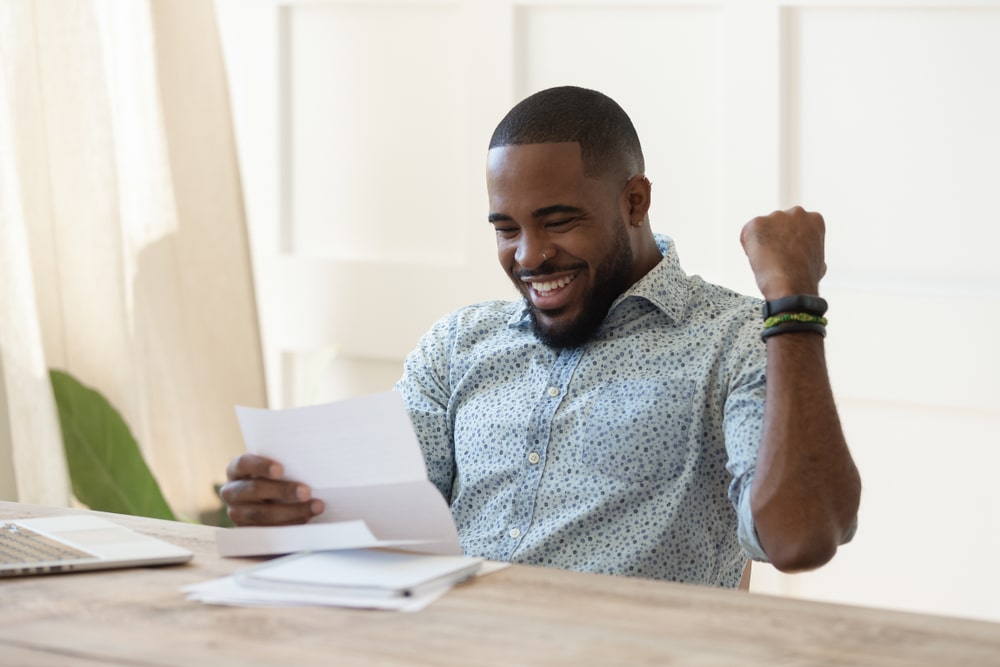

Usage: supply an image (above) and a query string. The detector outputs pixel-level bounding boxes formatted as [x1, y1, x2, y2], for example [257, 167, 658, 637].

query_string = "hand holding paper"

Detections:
[217, 391, 462, 557]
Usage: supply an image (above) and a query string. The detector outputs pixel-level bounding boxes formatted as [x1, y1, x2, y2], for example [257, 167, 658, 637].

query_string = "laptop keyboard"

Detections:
[0, 523, 96, 564]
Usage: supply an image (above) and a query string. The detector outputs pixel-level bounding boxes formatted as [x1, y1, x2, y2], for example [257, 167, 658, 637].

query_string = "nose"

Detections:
[514, 234, 550, 270]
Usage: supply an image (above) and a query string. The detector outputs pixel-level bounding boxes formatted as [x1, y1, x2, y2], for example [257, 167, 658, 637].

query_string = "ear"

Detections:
[623, 174, 651, 226]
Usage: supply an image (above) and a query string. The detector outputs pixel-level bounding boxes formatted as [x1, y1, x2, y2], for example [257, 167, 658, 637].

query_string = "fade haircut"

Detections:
[488, 86, 644, 180]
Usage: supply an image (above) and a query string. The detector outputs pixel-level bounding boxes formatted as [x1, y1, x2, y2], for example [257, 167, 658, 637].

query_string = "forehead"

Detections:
[487, 142, 584, 181]
[487, 142, 604, 208]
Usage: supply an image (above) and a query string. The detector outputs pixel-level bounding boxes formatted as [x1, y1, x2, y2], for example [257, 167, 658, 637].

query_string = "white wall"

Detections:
[216, 0, 1000, 623]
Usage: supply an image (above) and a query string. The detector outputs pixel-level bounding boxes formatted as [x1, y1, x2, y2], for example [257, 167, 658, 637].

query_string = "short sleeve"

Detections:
[722, 310, 770, 562]
[394, 314, 459, 501]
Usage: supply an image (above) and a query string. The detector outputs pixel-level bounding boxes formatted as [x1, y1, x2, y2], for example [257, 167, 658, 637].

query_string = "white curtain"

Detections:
[0, 0, 266, 519]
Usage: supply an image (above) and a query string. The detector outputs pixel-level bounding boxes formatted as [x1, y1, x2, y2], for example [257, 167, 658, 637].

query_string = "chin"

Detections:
[531, 314, 595, 350]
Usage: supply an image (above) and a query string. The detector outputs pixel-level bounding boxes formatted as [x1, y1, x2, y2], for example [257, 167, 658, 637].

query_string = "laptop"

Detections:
[0, 514, 193, 577]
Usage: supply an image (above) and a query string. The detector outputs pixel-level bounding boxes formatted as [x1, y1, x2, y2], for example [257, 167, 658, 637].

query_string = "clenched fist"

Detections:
[740, 206, 827, 301]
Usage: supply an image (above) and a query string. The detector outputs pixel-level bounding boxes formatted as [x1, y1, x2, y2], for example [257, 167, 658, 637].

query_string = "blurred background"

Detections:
[2, 0, 998, 623]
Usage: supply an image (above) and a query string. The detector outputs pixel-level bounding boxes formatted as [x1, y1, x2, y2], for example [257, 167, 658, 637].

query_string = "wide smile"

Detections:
[522, 272, 579, 310]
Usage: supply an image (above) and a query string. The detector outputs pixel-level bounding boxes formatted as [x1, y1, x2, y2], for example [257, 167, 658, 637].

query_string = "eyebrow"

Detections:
[488, 204, 585, 224]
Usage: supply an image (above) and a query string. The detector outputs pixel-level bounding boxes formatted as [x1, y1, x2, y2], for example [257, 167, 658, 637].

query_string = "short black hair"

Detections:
[488, 86, 644, 180]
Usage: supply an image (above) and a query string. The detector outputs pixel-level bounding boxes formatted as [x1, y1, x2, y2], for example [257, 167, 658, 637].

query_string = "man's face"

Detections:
[486, 142, 639, 348]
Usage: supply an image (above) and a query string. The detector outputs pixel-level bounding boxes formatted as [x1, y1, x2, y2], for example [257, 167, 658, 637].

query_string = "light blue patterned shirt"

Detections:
[396, 235, 769, 587]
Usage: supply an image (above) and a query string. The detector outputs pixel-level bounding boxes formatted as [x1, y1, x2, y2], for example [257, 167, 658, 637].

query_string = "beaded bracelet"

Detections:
[760, 321, 827, 342]
[762, 312, 828, 329]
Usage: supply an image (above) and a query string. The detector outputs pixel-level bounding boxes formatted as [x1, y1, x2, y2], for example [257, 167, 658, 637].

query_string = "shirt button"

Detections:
[547, 386, 560, 397]
[527, 452, 540, 465]
[508, 527, 521, 539]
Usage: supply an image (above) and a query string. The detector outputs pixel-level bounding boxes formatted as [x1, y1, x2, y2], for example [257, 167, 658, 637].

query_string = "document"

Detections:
[216, 391, 462, 558]
[235, 549, 485, 599]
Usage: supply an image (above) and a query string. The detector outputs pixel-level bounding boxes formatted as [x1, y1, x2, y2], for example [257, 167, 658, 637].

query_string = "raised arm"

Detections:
[740, 206, 861, 572]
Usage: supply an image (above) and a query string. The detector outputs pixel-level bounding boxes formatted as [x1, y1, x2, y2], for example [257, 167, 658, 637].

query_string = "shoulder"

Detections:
[688, 277, 761, 321]
[425, 299, 523, 337]
[401, 299, 529, 392]
[413, 299, 526, 357]
[695, 278, 763, 338]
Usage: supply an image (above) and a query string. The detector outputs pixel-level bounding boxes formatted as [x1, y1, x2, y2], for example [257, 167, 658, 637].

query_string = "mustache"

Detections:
[515, 262, 583, 281]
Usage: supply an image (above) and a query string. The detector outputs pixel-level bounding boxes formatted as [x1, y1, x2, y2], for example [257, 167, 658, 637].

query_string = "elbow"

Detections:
[766, 537, 839, 573]
[753, 493, 860, 574]
[762, 511, 859, 573]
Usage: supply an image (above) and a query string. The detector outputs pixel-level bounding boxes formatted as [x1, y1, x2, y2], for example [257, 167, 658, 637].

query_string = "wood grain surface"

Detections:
[2, 502, 997, 667]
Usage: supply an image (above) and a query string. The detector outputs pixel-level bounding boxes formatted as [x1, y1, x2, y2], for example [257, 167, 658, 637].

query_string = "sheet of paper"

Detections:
[216, 391, 462, 557]
[216, 520, 378, 558]
[235, 391, 428, 487]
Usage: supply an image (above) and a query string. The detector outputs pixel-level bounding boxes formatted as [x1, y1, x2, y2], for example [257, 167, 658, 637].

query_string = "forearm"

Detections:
[751, 332, 861, 572]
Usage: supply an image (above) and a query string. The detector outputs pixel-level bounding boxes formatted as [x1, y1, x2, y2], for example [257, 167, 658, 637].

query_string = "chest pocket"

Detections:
[556, 378, 699, 484]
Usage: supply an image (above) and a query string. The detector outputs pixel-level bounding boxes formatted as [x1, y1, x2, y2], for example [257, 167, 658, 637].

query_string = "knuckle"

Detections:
[243, 506, 265, 525]
[226, 453, 258, 480]
[220, 479, 266, 505]
[226, 504, 251, 526]
[224, 456, 242, 481]
[231, 504, 272, 527]
[218, 482, 235, 503]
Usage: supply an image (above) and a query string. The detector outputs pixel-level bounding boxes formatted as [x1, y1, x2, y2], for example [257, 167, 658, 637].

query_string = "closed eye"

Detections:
[492, 225, 519, 238]
[547, 216, 582, 229]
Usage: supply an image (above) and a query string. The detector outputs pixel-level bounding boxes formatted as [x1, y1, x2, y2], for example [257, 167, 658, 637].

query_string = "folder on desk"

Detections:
[216, 391, 462, 558]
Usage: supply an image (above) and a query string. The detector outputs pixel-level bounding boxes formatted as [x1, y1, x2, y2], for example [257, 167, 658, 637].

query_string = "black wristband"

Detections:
[762, 294, 828, 319]
[760, 321, 827, 342]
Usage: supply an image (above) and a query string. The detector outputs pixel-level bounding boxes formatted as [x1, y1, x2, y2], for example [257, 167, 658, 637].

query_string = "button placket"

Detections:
[504, 348, 581, 560]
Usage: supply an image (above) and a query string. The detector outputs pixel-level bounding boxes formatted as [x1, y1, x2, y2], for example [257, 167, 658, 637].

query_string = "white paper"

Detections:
[182, 575, 447, 612]
[182, 561, 510, 611]
[234, 391, 428, 487]
[216, 391, 462, 558]
[236, 550, 484, 598]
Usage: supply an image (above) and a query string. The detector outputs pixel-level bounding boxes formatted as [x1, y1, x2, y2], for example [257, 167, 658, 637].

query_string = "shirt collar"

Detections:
[614, 234, 688, 324]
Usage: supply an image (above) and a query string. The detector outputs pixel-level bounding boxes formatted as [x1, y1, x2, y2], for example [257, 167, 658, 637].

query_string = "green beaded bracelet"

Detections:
[763, 312, 828, 329]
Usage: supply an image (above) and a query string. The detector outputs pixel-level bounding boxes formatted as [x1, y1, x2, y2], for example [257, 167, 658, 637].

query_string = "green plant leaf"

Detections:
[49, 369, 176, 520]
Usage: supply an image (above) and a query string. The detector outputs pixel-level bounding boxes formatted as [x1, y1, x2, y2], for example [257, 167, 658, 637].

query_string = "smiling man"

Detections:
[222, 86, 861, 588]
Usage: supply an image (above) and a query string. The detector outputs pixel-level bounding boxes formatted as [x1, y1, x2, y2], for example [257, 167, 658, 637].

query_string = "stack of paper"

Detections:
[184, 549, 490, 612]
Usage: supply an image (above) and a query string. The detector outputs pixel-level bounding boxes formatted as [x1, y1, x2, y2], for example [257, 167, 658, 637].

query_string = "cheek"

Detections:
[496, 239, 517, 270]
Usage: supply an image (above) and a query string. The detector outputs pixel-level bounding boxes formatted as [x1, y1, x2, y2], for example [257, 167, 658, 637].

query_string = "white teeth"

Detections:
[527, 274, 575, 293]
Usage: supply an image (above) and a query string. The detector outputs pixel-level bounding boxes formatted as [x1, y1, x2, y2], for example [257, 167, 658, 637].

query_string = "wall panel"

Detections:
[784, 6, 1000, 287]
[284, 4, 466, 263]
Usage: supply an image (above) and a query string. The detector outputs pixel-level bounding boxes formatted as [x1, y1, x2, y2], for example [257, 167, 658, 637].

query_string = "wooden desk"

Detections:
[1, 502, 997, 667]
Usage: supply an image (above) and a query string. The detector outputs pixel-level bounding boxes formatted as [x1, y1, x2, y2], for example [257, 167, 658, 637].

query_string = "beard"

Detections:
[525, 219, 635, 349]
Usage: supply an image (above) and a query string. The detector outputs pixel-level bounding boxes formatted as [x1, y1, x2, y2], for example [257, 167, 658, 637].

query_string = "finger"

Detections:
[226, 454, 284, 482]
[226, 499, 323, 527]
[219, 477, 312, 506]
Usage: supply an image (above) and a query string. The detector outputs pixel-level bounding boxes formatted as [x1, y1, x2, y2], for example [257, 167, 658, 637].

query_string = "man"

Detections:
[222, 86, 861, 588]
